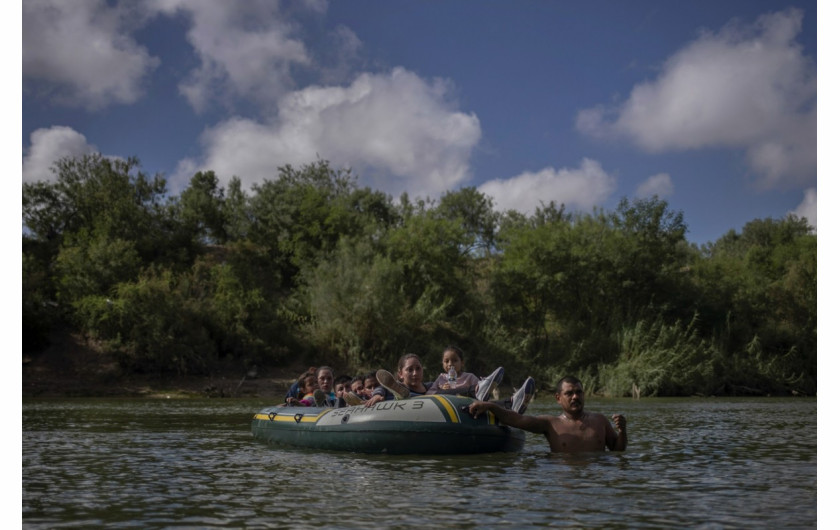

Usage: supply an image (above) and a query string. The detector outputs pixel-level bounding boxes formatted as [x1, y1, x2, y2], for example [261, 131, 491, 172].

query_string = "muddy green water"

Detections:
[23, 397, 816, 528]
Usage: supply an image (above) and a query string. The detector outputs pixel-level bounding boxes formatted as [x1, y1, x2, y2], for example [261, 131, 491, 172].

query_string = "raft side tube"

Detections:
[250, 394, 525, 454]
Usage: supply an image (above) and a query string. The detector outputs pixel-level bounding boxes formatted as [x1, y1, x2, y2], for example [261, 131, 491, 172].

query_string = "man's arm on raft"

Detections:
[468, 401, 552, 434]
[605, 413, 627, 451]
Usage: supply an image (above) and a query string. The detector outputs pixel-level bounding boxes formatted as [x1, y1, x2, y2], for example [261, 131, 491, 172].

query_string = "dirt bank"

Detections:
[22, 328, 304, 399]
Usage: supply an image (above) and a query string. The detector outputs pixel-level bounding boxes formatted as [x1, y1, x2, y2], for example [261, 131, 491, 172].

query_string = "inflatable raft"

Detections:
[251, 394, 525, 454]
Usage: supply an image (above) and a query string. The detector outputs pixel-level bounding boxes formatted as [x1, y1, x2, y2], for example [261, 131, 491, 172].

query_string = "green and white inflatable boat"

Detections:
[251, 394, 525, 454]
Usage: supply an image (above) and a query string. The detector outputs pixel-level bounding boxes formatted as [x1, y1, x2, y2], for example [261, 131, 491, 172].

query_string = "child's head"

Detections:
[397, 353, 424, 386]
[363, 372, 379, 396]
[298, 373, 317, 396]
[441, 345, 465, 375]
[334, 374, 352, 395]
[350, 376, 365, 395]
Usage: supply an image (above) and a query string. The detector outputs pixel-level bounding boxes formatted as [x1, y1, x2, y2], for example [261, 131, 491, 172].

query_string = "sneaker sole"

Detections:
[376, 369, 410, 400]
[343, 392, 364, 406]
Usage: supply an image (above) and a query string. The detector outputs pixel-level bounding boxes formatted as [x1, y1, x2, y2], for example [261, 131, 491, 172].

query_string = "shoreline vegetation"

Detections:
[22, 326, 298, 399]
[23, 157, 816, 399]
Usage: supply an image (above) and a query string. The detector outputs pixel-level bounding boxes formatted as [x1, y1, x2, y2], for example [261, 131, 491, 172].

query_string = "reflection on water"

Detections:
[23, 397, 816, 528]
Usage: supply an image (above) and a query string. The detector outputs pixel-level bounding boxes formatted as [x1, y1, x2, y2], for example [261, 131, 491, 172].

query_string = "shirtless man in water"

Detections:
[468, 376, 627, 453]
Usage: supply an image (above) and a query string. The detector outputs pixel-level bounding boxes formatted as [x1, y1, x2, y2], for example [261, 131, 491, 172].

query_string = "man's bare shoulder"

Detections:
[582, 411, 613, 428]
[539, 414, 571, 430]
[586, 411, 610, 422]
[532, 413, 564, 424]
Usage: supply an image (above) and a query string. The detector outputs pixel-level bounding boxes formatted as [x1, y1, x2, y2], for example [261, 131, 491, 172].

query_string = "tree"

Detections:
[54, 233, 141, 305]
[384, 209, 472, 316]
[178, 171, 227, 244]
[435, 187, 499, 256]
[248, 161, 359, 284]
[223, 177, 251, 242]
[491, 203, 575, 364]
[22, 154, 182, 336]
[689, 215, 816, 393]
[606, 197, 691, 321]
[303, 237, 409, 368]
[21, 153, 198, 274]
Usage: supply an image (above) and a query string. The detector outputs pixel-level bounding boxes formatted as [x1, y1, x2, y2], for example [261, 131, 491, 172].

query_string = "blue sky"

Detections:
[20, 0, 820, 245]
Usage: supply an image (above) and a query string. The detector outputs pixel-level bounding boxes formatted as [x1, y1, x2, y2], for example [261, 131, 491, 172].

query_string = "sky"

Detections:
[20, 0, 820, 247]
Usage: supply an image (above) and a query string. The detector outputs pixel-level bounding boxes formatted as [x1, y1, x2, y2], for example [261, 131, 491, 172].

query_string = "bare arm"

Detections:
[605, 414, 627, 451]
[365, 393, 385, 407]
[468, 401, 552, 434]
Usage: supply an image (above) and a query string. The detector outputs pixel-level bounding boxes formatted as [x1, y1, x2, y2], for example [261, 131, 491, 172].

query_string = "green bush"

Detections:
[597, 316, 719, 397]
[76, 271, 214, 374]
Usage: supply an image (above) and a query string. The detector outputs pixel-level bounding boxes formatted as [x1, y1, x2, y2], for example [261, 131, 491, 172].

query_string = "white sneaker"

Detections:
[511, 377, 535, 414]
[475, 367, 504, 401]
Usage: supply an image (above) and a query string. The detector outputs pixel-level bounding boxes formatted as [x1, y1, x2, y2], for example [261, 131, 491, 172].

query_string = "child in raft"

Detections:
[283, 367, 339, 407]
[424, 345, 518, 406]
[284, 366, 317, 401]
[427, 346, 535, 413]
[349, 376, 366, 397]
[362, 348, 535, 414]
[284, 372, 318, 406]
[427, 345, 480, 395]
[343, 379, 363, 406]
[363, 371, 380, 397]
[344, 371, 382, 405]
[334, 374, 351, 396]
[333, 374, 352, 406]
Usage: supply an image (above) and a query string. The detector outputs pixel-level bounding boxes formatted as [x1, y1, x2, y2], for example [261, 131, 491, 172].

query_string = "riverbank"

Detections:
[21, 329, 523, 400]
[22, 328, 305, 399]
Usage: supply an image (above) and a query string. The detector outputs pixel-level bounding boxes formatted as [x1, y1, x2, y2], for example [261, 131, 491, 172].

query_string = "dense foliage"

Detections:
[23, 155, 817, 396]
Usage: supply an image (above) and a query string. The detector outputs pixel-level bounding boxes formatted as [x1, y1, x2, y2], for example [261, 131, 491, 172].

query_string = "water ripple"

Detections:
[23, 397, 816, 528]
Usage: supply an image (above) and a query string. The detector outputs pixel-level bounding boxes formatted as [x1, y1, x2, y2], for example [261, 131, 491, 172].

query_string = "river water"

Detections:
[22, 396, 817, 528]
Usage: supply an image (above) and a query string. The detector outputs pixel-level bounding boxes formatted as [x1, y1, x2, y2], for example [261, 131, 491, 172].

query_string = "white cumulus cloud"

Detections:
[576, 8, 815, 190]
[635, 173, 673, 198]
[22, 0, 160, 109]
[23, 126, 98, 184]
[791, 187, 816, 232]
[478, 158, 616, 214]
[150, 0, 314, 112]
[173, 68, 481, 198]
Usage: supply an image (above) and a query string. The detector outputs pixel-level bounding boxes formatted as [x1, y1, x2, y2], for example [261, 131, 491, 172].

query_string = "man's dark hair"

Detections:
[556, 375, 582, 392]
